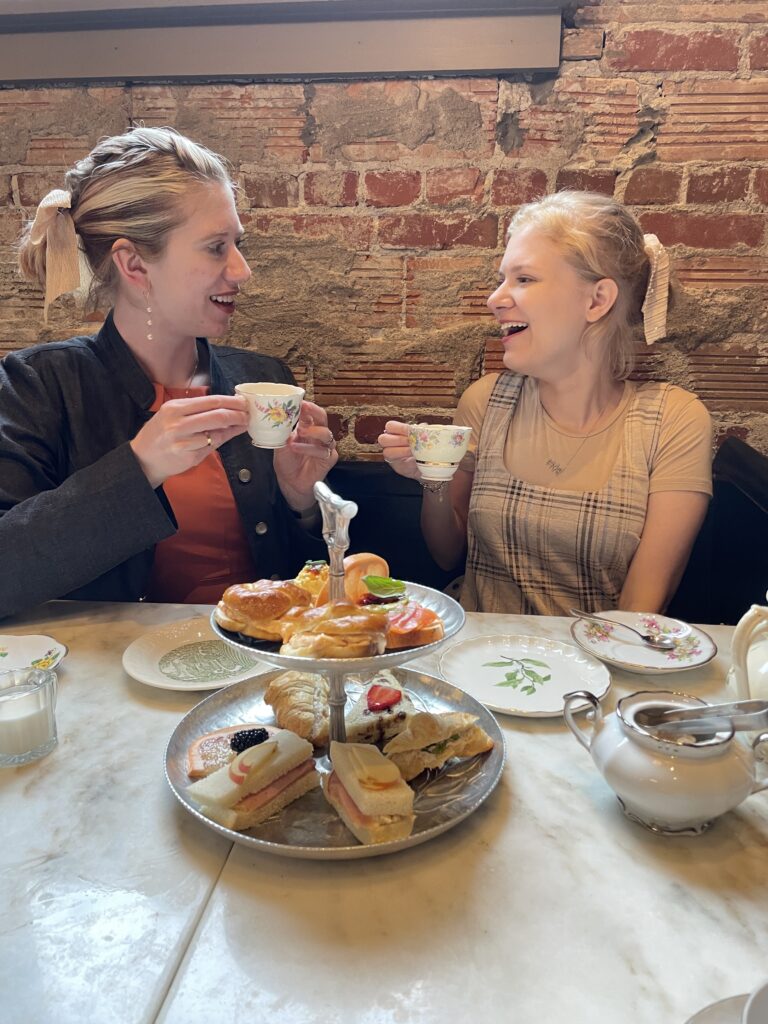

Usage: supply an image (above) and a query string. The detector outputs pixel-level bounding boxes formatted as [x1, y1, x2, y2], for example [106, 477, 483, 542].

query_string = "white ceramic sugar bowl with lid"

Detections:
[563, 689, 768, 836]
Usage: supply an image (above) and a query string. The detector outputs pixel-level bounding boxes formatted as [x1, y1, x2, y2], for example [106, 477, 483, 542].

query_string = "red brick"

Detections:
[556, 169, 618, 195]
[426, 168, 484, 205]
[624, 167, 682, 205]
[252, 213, 374, 249]
[304, 171, 358, 207]
[354, 415, 392, 444]
[490, 169, 547, 206]
[378, 214, 499, 250]
[561, 27, 604, 61]
[327, 413, 349, 442]
[577, 4, 767, 27]
[364, 171, 421, 208]
[639, 212, 764, 250]
[749, 32, 768, 70]
[15, 172, 66, 208]
[660, 81, 768, 162]
[756, 169, 768, 204]
[608, 29, 740, 72]
[242, 173, 298, 208]
[687, 167, 750, 204]
[354, 412, 451, 444]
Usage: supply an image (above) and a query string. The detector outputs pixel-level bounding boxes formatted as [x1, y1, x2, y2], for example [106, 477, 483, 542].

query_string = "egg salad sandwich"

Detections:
[383, 711, 494, 781]
[322, 741, 415, 845]
[186, 728, 318, 831]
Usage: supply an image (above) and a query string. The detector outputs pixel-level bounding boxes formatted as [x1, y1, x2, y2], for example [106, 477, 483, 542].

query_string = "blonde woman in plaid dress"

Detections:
[379, 192, 712, 615]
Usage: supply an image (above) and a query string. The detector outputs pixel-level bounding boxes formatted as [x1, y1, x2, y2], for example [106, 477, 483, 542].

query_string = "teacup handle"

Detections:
[563, 690, 601, 751]
[750, 733, 768, 795]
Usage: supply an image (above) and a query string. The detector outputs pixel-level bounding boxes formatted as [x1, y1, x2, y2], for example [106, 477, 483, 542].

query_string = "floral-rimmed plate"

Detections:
[0, 634, 67, 672]
[570, 611, 717, 675]
[438, 634, 611, 717]
[123, 618, 267, 692]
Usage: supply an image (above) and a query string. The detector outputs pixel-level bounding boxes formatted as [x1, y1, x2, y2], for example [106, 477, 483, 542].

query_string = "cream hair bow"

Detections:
[641, 233, 670, 345]
[29, 189, 81, 321]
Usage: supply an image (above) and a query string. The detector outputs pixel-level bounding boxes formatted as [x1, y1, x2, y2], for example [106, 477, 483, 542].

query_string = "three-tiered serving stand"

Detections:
[210, 481, 467, 747]
[165, 481, 504, 859]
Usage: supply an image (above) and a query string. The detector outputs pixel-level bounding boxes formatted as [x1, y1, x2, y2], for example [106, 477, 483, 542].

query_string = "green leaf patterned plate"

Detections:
[438, 634, 610, 717]
[123, 618, 267, 691]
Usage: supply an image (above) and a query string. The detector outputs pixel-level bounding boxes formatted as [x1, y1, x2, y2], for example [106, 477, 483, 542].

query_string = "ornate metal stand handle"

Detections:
[312, 481, 359, 743]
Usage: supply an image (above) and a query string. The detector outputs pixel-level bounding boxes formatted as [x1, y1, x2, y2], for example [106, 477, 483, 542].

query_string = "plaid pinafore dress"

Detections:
[461, 372, 670, 615]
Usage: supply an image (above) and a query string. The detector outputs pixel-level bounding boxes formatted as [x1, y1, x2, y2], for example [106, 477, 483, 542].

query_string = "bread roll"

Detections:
[315, 552, 389, 605]
[215, 579, 312, 640]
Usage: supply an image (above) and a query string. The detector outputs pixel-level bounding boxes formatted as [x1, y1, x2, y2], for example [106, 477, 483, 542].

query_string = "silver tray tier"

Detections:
[210, 581, 465, 676]
[165, 666, 504, 860]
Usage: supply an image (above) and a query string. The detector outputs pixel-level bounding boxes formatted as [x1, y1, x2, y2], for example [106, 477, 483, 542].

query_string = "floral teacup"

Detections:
[407, 423, 472, 481]
[235, 383, 305, 449]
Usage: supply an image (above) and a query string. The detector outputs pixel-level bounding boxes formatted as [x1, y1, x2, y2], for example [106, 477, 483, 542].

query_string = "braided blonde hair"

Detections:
[507, 191, 661, 380]
[18, 126, 234, 307]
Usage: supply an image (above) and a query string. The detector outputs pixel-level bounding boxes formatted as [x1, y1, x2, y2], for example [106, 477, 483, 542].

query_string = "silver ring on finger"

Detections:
[205, 432, 213, 448]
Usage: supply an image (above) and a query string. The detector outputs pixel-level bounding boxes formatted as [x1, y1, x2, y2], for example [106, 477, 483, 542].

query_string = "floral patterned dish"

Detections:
[438, 634, 610, 717]
[0, 634, 67, 672]
[570, 611, 717, 675]
[122, 618, 267, 691]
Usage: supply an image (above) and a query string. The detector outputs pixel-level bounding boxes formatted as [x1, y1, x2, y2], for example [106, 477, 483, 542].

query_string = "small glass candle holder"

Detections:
[0, 668, 58, 767]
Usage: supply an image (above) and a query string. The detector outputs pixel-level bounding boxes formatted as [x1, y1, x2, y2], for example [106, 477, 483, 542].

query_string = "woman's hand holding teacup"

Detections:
[273, 400, 338, 511]
[378, 420, 422, 480]
[130, 394, 249, 489]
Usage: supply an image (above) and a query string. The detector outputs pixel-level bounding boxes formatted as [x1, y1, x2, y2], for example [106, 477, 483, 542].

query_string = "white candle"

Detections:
[0, 687, 54, 756]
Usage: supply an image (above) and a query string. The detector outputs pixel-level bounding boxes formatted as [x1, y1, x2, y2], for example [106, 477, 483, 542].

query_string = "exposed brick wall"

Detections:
[1, 0, 768, 458]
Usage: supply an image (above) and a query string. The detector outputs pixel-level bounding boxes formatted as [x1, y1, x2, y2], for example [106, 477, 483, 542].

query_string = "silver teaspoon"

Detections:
[568, 608, 676, 650]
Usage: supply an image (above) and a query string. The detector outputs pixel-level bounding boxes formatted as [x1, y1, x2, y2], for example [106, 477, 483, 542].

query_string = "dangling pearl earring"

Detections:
[144, 289, 153, 342]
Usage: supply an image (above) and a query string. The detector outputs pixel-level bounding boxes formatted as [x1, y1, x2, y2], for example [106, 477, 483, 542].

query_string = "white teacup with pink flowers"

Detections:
[235, 382, 304, 449]
[407, 423, 473, 481]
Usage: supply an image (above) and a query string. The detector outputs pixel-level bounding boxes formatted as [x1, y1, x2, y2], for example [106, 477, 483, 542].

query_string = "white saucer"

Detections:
[685, 994, 748, 1023]
[0, 634, 67, 672]
[122, 618, 266, 691]
[438, 634, 610, 717]
[570, 611, 717, 675]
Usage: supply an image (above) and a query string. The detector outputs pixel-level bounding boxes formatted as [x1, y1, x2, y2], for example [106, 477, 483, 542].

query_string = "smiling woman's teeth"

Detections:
[210, 294, 234, 304]
[501, 322, 528, 336]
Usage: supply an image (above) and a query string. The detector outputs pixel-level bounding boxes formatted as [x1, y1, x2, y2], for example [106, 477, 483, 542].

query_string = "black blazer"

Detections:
[0, 313, 323, 619]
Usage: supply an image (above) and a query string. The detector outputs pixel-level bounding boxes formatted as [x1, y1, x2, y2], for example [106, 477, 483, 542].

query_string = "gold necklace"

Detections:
[542, 400, 608, 477]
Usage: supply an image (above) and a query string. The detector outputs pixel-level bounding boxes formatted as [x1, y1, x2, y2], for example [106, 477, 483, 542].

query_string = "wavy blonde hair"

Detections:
[18, 126, 234, 308]
[507, 191, 662, 380]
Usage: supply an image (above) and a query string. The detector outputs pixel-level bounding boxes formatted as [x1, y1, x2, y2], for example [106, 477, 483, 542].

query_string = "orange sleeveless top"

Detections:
[145, 385, 257, 604]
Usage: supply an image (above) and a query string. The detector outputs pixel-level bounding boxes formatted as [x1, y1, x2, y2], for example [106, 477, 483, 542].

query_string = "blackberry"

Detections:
[230, 727, 270, 753]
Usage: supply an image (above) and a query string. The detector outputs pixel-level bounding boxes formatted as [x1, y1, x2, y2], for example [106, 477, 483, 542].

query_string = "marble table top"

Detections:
[1, 600, 766, 1024]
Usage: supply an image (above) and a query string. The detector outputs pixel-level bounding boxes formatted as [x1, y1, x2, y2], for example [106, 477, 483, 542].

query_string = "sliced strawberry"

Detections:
[366, 684, 402, 712]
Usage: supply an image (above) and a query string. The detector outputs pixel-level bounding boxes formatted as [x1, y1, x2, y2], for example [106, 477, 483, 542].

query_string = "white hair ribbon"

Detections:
[641, 233, 670, 345]
[29, 189, 81, 321]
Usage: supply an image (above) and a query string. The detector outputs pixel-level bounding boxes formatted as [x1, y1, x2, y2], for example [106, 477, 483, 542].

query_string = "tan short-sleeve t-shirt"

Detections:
[454, 374, 712, 495]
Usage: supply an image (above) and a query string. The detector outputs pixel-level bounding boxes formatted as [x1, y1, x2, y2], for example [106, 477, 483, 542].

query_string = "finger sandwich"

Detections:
[186, 729, 319, 831]
[383, 711, 494, 781]
[322, 741, 415, 845]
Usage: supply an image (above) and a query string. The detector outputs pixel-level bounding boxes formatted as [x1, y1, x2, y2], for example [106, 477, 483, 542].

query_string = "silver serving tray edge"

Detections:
[164, 666, 505, 860]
